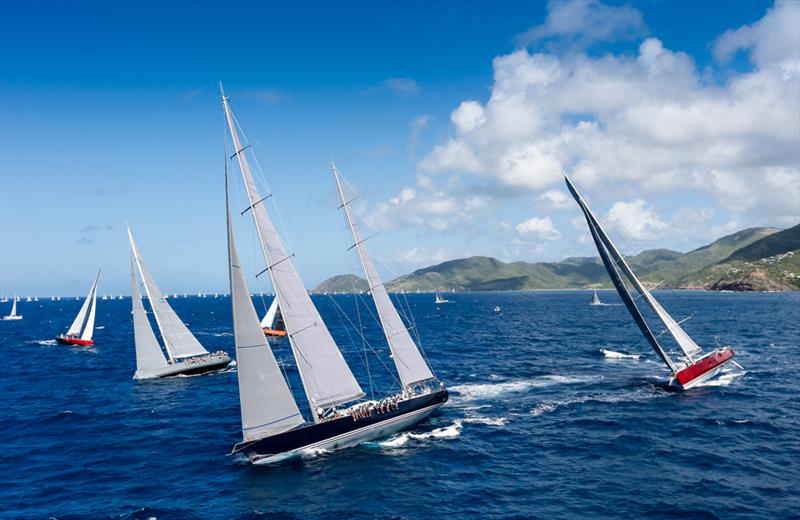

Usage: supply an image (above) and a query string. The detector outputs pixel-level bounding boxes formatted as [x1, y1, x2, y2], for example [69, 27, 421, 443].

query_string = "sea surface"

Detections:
[0, 291, 798, 519]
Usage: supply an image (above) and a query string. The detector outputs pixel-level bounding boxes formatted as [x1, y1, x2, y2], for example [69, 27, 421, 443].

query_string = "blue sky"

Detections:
[1, 0, 797, 296]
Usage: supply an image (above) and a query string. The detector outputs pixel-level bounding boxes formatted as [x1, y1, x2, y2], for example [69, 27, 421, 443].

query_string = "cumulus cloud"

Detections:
[535, 189, 572, 209]
[415, 1, 799, 227]
[515, 216, 561, 240]
[605, 199, 667, 241]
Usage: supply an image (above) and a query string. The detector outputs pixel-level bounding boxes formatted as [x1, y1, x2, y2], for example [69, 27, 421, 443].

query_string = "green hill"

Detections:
[725, 225, 799, 262]
[311, 273, 368, 294]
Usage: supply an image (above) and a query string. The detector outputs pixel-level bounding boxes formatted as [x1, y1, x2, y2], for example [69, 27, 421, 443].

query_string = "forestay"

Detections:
[565, 176, 702, 363]
[127, 229, 209, 360]
[228, 204, 304, 441]
[130, 255, 168, 373]
[222, 89, 364, 410]
[333, 165, 434, 387]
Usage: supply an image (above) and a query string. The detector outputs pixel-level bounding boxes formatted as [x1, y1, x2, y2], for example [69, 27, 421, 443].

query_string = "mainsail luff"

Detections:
[67, 271, 99, 337]
[332, 164, 434, 388]
[227, 176, 304, 441]
[565, 176, 700, 364]
[127, 229, 208, 360]
[131, 254, 169, 373]
[221, 87, 364, 411]
[80, 271, 99, 341]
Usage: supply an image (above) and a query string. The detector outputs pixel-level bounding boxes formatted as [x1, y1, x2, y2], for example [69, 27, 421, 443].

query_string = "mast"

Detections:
[220, 84, 364, 418]
[226, 151, 304, 440]
[332, 163, 435, 388]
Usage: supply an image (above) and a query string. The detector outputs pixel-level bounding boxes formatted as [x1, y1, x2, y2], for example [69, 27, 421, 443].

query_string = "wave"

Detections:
[29, 339, 57, 346]
[530, 387, 665, 417]
[693, 370, 746, 388]
[461, 416, 508, 427]
[450, 375, 601, 401]
[96, 326, 105, 330]
[600, 348, 640, 359]
[379, 421, 462, 448]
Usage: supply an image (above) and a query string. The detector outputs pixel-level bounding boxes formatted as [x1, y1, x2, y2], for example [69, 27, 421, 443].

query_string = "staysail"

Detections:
[67, 270, 99, 337]
[127, 228, 209, 360]
[227, 187, 304, 441]
[131, 254, 169, 373]
[221, 87, 364, 411]
[333, 164, 434, 388]
[565, 175, 699, 366]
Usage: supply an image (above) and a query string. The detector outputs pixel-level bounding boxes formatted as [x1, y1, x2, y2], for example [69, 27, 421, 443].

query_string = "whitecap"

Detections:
[461, 417, 508, 426]
[450, 375, 600, 401]
[29, 339, 57, 346]
[379, 421, 462, 448]
[600, 348, 640, 359]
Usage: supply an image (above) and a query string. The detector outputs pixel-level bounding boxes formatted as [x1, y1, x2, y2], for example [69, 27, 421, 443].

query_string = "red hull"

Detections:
[56, 336, 94, 346]
[674, 347, 735, 386]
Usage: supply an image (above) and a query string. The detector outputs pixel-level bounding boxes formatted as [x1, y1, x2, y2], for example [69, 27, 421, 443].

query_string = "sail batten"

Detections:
[222, 89, 364, 411]
[127, 229, 208, 360]
[333, 164, 434, 388]
[566, 176, 700, 366]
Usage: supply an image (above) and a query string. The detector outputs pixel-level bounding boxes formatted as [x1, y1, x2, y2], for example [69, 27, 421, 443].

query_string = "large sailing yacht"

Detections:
[565, 175, 737, 390]
[222, 87, 447, 464]
[128, 228, 231, 379]
[56, 270, 100, 346]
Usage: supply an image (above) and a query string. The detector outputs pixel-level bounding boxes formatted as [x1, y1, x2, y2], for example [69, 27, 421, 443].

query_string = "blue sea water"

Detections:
[0, 290, 798, 519]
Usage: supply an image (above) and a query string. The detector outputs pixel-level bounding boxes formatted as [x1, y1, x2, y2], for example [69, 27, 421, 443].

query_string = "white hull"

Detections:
[134, 352, 231, 379]
[3, 315, 22, 321]
[251, 401, 444, 465]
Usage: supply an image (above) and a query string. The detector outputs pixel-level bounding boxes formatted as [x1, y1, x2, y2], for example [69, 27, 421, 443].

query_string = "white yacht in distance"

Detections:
[590, 288, 603, 306]
[128, 228, 231, 379]
[3, 296, 22, 321]
[566, 175, 737, 390]
[434, 292, 453, 304]
[222, 88, 446, 465]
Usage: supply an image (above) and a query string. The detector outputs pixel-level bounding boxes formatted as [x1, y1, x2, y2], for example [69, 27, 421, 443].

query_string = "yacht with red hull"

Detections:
[565, 175, 739, 390]
[56, 270, 100, 347]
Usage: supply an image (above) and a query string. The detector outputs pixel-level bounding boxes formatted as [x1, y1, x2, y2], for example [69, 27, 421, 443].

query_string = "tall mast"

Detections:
[332, 162, 435, 388]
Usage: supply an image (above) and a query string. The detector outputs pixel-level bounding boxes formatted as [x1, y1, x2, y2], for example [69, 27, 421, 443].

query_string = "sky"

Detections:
[1, 0, 798, 296]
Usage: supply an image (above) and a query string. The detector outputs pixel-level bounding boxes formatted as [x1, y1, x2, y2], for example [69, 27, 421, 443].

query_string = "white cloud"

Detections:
[418, 139, 483, 174]
[451, 101, 486, 134]
[605, 199, 667, 241]
[382, 77, 421, 96]
[515, 216, 561, 240]
[536, 189, 572, 209]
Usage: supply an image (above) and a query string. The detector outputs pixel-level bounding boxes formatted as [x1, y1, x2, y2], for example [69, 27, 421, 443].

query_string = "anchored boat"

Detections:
[128, 228, 231, 379]
[56, 270, 100, 346]
[565, 175, 738, 390]
[222, 87, 447, 464]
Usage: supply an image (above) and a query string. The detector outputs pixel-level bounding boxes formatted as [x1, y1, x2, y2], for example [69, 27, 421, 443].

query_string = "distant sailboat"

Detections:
[222, 89, 446, 464]
[565, 175, 737, 390]
[0, 296, 8, 303]
[25, 297, 32, 302]
[3, 296, 22, 321]
[590, 288, 603, 306]
[260, 297, 287, 337]
[56, 270, 100, 346]
[434, 292, 452, 304]
[128, 228, 231, 379]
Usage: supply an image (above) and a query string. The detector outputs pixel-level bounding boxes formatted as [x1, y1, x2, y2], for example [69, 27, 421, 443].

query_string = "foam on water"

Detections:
[693, 369, 746, 387]
[29, 339, 57, 346]
[600, 348, 641, 359]
[450, 374, 601, 401]
[379, 421, 463, 448]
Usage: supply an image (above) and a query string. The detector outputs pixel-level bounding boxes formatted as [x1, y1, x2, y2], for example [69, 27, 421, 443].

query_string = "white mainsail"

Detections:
[127, 228, 209, 360]
[222, 87, 364, 411]
[228, 197, 304, 441]
[80, 272, 99, 341]
[260, 297, 279, 329]
[333, 164, 434, 388]
[565, 176, 701, 362]
[10, 297, 18, 316]
[131, 255, 169, 374]
[67, 271, 99, 337]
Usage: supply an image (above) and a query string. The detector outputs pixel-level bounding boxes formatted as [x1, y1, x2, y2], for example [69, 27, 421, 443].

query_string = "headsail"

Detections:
[333, 164, 434, 388]
[565, 175, 700, 365]
[131, 254, 169, 373]
[67, 271, 99, 337]
[221, 86, 364, 411]
[260, 297, 279, 329]
[80, 271, 99, 341]
[127, 228, 209, 360]
[227, 187, 304, 441]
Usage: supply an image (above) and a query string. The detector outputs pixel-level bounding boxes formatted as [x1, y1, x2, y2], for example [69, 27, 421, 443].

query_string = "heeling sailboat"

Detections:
[565, 175, 736, 390]
[590, 288, 603, 306]
[56, 270, 100, 346]
[3, 296, 22, 321]
[222, 88, 447, 464]
[128, 228, 231, 379]
[434, 292, 452, 304]
[260, 297, 287, 338]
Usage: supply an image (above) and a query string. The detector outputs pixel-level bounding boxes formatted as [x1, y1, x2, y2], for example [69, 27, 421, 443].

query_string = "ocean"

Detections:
[1, 290, 798, 519]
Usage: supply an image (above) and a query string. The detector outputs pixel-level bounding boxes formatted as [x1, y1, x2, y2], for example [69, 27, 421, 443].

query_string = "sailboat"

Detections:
[434, 292, 452, 304]
[260, 297, 287, 337]
[590, 288, 603, 306]
[56, 270, 100, 346]
[222, 88, 447, 464]
[3, 296, 22, 321]
[565, 175, 736, 390]
[128, 228, 232, 379]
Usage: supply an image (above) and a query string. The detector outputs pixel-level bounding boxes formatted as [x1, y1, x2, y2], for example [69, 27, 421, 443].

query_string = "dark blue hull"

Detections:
[235, 389, 448, 464]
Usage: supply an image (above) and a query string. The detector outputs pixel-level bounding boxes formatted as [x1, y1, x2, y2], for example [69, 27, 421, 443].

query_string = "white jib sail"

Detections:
[10, 298, 17, 316]
[80, 271, 100, 341]
[222, 89, 364, 410]
[228, 204, 304, 441]
[260, 297, 278, 329]
[127, 228, 209, 360]
[67, 271, 99, 337]
[131, 255, 168, 373]
[333, 165, 434, 387]
[565, 176, 702, 361]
